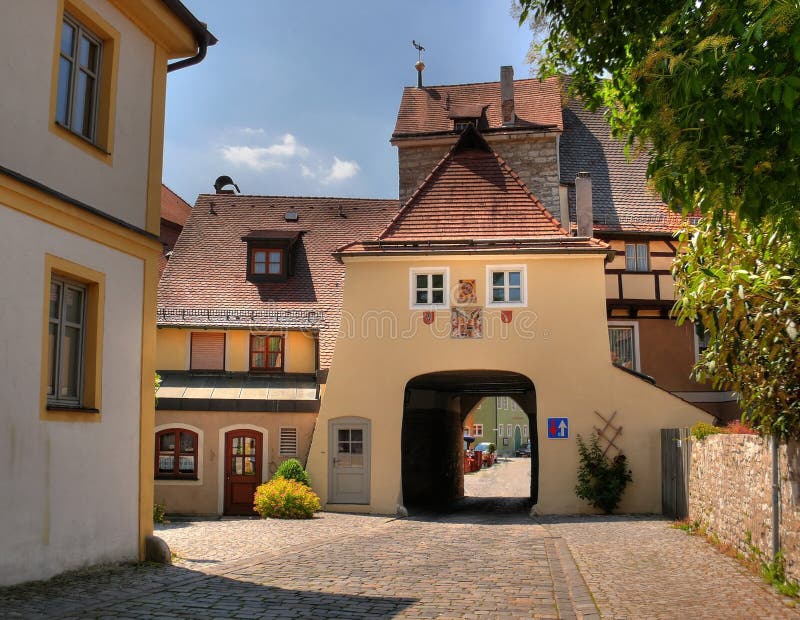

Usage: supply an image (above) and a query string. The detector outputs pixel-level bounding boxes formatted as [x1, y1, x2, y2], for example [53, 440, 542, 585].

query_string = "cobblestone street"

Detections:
[1, 506, 798, 618]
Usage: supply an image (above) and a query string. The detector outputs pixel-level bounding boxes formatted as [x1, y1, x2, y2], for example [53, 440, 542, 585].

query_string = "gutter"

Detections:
[162, 0, 218, 73]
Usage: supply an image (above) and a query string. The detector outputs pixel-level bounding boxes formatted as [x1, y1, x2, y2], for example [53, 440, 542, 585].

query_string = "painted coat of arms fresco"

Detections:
[451, 306, 483, 339]
[456, 279, 477, 304]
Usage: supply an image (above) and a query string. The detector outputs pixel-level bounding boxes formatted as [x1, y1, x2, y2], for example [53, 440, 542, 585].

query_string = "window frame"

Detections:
[625, 242, 650, 273]
[409, 267, 450, 310]
[50, 0, 120, 163]
[249, 334, 285, 372]
[190, 331, 226, 371]
[694, 324, 711, 363]
[47, 276, 87, 407]
[154, 428, 199, 480]
[498, 425, 504, 438]
[41, 254, 104, 421]
[486, 264, 527, 308]
[473, 424, 484, 437]
[250, 247, 285, 277]
[608, 320, 641, 372]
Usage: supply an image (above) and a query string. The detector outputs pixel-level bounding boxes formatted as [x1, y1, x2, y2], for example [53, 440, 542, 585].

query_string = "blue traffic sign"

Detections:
[547, 417, 569, 439]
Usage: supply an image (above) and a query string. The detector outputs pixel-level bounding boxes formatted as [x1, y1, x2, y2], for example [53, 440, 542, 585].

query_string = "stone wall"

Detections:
[397, 135, 563, 225]
[689, 434, 800, 583]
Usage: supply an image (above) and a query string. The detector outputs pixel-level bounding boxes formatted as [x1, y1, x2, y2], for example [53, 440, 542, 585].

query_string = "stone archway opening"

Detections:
[401, 370, 537, 512]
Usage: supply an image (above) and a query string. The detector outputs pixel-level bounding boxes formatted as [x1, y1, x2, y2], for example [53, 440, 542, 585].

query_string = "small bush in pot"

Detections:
[575, 431, 632, 514]
[273, 458, 311, 487]
[253, 478, 321, 519]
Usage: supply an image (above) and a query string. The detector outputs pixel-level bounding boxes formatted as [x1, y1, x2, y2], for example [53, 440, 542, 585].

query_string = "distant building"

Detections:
[159, 184, 192, 277]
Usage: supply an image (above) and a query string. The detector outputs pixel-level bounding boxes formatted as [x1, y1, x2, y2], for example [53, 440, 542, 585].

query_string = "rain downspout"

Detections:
[168, 31, 210, 73]
[772, 435, 781, 561]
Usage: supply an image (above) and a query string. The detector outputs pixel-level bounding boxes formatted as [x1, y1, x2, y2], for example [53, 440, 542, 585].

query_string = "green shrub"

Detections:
[153, 502, 167, 524]
[253, 478, 320, 519]
[691, 422, 723, 440]
[575, 432, 632, 514]
[273, 458, 311, 487]
[487, 443, 496, 454]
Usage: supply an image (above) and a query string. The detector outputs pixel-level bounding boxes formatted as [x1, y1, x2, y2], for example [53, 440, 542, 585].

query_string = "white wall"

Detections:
[0, 205, 144, 586]
[0, 0, 154, 229]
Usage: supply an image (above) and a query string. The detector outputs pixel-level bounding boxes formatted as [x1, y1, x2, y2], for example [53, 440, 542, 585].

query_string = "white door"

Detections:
[329, 420, 370, 504]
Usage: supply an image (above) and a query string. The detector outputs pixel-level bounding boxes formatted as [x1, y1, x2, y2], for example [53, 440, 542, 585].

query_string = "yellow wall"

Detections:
[306, 253, 712, 515]
[156, 328, 317, 374]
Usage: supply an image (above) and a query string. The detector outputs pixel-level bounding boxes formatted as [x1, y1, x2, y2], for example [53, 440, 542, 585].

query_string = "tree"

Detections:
[673, 216, 800, 438]
[518, 0, 800, 225]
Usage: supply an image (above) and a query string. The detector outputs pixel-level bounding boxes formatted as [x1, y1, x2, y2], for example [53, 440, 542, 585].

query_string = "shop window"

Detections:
[155, 429, 198, 479]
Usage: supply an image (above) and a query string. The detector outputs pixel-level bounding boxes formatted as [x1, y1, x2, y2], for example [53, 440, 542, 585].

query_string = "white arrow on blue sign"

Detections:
[547, 417, 569, 439]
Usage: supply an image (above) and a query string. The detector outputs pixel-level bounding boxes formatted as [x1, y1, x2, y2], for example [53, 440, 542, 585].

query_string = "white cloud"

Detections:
[240, 127, 265, 135]
[300, 164, 315, 178]
[221, 133, 309, 171]
[323, 157, 360, 183]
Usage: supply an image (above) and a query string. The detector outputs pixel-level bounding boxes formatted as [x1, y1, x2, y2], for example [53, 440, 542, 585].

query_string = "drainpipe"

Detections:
[168, 32, 210, 73]
[772, 435, 781, 560]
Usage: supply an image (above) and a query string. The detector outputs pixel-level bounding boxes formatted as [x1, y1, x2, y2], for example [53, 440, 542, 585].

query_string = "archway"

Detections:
[400, 370, 537, 510]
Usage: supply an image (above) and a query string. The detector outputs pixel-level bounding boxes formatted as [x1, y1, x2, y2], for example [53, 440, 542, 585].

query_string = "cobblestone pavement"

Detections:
[2, 510, 798, 619]
[0, 510, 595, 620]
[539, 515, 800, 619]
[464, 457, 531, 498]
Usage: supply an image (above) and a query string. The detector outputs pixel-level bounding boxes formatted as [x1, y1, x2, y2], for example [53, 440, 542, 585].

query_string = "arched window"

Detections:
[155, 428, 198, 479]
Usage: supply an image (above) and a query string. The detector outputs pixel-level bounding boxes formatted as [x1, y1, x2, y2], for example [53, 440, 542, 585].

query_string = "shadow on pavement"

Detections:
[0, 562, 417, 619]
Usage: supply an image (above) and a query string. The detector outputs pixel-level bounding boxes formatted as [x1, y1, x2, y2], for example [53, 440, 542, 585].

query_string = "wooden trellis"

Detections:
[594, 410, 623, 456]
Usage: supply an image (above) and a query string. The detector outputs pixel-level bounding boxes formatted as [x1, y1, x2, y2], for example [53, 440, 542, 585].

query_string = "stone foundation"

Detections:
[688, 434, 800, 583]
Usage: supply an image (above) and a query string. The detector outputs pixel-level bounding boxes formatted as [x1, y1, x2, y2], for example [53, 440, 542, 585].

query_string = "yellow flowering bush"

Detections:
[253, 478, 320, 519]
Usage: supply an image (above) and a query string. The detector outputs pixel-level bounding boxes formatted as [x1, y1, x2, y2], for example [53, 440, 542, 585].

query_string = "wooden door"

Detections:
[329, 421, 370, 504]
[224, 430, 263, 515]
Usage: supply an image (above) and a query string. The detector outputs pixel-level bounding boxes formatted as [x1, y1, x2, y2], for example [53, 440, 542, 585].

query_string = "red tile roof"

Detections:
[157, 195, 398, 368]
[340, 127, 607, 256]
[160, 184, 192, 227]
[393, 77, 563, 138]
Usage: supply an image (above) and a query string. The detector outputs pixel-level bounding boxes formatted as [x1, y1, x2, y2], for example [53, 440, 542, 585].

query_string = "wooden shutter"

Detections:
[191, 332, 225, 370]
[279, 427, 298, 456]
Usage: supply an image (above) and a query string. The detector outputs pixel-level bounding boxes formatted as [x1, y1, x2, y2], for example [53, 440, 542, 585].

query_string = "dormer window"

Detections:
[251, 248, 283, 276]
[454, 118, 479, 131]
[242, 230, 302, 283]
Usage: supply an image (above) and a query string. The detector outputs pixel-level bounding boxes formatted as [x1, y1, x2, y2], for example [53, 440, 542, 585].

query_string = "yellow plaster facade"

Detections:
[306, 252, 712, 515]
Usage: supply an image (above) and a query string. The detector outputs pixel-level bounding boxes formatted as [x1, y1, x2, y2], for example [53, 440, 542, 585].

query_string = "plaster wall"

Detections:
[397, 135, 562, 222]
[0, 0, 154, 229]
[0, 205, 143, 586]
[153, 410, 317, 515]
[307, 253, 712, 515]
[156, 328, 316, 373]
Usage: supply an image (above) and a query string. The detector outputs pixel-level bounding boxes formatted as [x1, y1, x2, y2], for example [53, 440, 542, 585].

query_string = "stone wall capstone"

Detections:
[688, 434, 800, 584]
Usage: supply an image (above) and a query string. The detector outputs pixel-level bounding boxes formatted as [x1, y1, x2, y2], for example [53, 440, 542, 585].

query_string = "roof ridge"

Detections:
[196, 193, 399, 202]
[402, 76, 556, 90]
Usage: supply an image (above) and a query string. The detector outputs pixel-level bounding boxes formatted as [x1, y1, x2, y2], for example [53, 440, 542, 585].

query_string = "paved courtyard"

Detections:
[1, 494, 799, 619]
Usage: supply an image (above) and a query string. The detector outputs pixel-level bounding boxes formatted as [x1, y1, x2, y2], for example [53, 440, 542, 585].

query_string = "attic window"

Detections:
[241, 230, 302, 283]
[454, 119, 478, 131]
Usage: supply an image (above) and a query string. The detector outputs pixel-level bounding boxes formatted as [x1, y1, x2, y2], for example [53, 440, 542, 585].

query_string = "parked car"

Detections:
[515, 442, 532, 458]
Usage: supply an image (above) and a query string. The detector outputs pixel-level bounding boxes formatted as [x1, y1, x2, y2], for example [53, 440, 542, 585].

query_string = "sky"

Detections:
[163, 1, 535, 204]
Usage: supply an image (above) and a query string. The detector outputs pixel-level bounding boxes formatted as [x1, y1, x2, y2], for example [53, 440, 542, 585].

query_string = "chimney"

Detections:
[575, 172, 594, 237]
[500, 66, 515, 126]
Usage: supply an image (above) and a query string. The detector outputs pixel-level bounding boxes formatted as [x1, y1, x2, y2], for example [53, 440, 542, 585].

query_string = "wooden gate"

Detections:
[661, 428, 691, 518]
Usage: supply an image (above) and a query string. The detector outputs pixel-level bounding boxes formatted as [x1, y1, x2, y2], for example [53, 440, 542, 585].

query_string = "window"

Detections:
[51, 2, 118, 160]
[473, 424, 484, 437]
[609, 323, 639, 371]
[506, 424, 512, 436]
[487, 266, 526, 306]
[250, 335, 284, 371]
[57, 14, 102, 142]
[251, 248, 283, 276]
[155, 429, 198, 479]
[523, 425, 528, 437]
[625, 243, 649, 272]
[47, 277, 86, 406]
[279, 427, 298, 456]
[695, 325, 711, 362]
[42, 255, 104, 418]
[190, 332, 225, 371]
[454, 119, 478, 131]
[498, 425, 504, 438]
[410, 268, 449, 308]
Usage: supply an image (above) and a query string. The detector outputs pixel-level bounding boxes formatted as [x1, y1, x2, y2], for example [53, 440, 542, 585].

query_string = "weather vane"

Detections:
[412, 40, 425, 61]
[412, 40, 426, 88]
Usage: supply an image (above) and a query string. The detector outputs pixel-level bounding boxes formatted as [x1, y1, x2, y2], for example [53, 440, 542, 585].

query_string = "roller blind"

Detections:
[190, 332, 225, 370]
